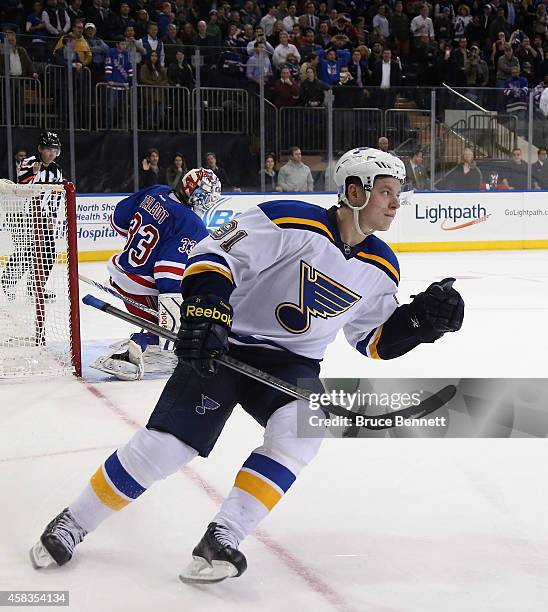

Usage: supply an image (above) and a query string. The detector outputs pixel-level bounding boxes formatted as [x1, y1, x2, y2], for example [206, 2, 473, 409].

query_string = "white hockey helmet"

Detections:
[180, 167, 221, 213]
[333, 147, 406, 237]
[334, 147, 406, 204]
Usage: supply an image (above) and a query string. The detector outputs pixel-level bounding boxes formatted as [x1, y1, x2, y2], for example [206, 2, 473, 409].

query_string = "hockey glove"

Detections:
[175, 295, 233, 377]
[408, 278, 464, 343]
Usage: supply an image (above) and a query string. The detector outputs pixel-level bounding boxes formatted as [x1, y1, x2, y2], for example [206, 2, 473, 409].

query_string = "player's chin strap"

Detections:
[82, 294, 457, 431]
[339, 189, 374, 238]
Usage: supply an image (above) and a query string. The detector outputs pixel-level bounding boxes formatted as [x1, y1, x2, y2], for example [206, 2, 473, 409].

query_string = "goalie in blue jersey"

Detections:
[31, 149, 464, 582]
[90, 168, 220, 380]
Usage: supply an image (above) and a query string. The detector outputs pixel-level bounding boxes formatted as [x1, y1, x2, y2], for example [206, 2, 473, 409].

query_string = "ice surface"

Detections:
[1, 252, 547, 612]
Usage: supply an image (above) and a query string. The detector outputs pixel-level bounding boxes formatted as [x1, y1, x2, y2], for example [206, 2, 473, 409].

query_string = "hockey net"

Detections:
[0, 181, 81, 378]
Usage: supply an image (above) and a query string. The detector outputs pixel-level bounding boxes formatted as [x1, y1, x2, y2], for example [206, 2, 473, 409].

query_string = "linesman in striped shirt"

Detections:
[1, 132, 64, 302]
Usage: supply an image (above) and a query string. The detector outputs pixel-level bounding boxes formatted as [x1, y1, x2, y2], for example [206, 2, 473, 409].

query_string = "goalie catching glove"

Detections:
[175, 295, 233, 377]
[408, 278, 464, 343]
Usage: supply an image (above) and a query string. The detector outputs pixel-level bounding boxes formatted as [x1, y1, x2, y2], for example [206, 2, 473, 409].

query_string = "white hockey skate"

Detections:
[91, 339, 144, 381]
[179, 523, 247, 584]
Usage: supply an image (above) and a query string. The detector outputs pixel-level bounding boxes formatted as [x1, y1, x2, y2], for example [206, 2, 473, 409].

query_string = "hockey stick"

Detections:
[79, 274, 158, 317]
[82, 294, 456, 431]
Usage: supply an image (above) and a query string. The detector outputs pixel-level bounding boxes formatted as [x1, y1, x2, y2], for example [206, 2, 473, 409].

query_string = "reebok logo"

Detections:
[186, 305, 233, 326]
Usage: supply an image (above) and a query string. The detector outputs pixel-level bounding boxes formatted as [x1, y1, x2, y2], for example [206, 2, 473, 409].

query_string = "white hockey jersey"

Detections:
[183, 200, 400, 361]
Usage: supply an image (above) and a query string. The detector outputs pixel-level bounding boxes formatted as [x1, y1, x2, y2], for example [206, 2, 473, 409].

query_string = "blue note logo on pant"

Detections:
[195, 394, 220, 415]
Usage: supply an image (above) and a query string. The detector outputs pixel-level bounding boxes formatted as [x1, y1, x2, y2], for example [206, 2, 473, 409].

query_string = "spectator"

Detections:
[444, 148, 483, 190]
[14, 147, 27, 175]
[318, 47, 342, 86]
[42, 0, 71, 40]
[205, 152, 233, 190]
[488, 8, 511, 43]
[392, 1, 410, 58]
[156, 1, 174, 38]
[104, 39, 132, 129]
[284, 52, 301, 81]
[372, 5, 390, 43]
[283, 3, 298, 33]
[26, 1, 49, 62]
[113, 3, 135, 39]
[377, 136, 394, 154]
[303, 2, 319, 32]
[501, 148, 528, 190]
[140, 148, 166, 188]
[124, 25, 146, 64]
[316, 20, 331, 48]
[54, 20, 91, 66]
[260, 5, 277, 38]
[166, 152, 188, 194]
[299, 52, 319, 81]
[300, 66, 327, 107]
[163, 23, 182, 65]
[134, 9, 149, 39]
[504, 65, 529, 135]
[84, 22, 109, 83]
[193, 20, 218, 82]
[268, 20, 285, 48]
[240, 1, 260, 28]
[410, 5, 435, 44]
[246, 42, 273, 90]
[85, 0, 107, 40]
[179, 22, 196, 47]
[167, 49, 193, 88]
[273, 31, 301, 69]
[0, 30, 38, 79]
[246, 26, 274, 57]
[141, 21, 165, 67]
[258, 153, 278, 191]
[332, 65, 363, 108]
[464, 15, 484, 49]
[521, 62, 536, 89]
[348, 48, 370, 88]
[271, 66, 300, 107]
[299, 27, 321, 57]
[453, 4, 472, 41]
[206, 10, 222, 47]
[277, 146, 314, 192]
[532, 148, 548, 189]
[67, 0, 84, 26]
[496, 43, 520, 87]
[491, 32, 508, 71]
[140, 50, 168, 128]
[405, 149, 429, 190]
[372, 48, 402, 108]
[516, 36, 539, 70]
[465, 44, 489, 88]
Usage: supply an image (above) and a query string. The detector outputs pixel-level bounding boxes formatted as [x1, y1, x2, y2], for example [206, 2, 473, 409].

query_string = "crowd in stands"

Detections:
[3, 0, 548, 114]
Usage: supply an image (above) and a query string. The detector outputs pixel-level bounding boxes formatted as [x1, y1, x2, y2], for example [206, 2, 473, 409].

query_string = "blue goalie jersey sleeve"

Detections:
[108, 184, 208, 296]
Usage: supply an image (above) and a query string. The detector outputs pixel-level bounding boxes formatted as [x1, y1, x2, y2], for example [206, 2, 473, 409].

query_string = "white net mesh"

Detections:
[0, 182, 78, 378]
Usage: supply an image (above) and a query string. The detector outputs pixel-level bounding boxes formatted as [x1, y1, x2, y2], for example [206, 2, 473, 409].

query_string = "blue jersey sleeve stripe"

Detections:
[104, 452, 147, 499]
[363, 236, 400, 275]
[242, 452, 296, 492]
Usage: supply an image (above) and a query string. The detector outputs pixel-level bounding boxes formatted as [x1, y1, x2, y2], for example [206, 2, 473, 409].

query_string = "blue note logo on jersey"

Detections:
[275, 261, 361, 334]
[195, 394, 220, 415]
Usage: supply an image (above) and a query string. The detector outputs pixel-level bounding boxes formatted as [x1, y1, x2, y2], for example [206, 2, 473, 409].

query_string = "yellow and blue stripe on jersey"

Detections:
[355, 235, 400, 286]
[259, 200, 336, 243]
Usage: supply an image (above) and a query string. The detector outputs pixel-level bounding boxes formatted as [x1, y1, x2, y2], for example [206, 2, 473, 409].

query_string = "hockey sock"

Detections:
[213, 451, 297, 545]
[70, 428, 198, 533]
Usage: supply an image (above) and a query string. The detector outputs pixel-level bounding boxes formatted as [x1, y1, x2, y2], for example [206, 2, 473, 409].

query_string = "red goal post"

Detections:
[0, 180, 81, 378]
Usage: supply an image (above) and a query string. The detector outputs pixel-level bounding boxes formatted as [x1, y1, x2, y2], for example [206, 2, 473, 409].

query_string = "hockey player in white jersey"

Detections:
[30, 148, 464, 581]
[90, 168, 220, 381]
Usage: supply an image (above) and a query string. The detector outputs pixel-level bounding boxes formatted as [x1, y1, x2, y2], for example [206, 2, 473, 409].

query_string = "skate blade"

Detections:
[29, 542, 56, 569]
[178, 556, 238, 584]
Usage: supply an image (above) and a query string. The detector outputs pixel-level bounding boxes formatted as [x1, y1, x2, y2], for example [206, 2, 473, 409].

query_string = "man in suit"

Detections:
[371, 48, 402, 108]
[405, 149, 429, 190]
[302, 1, 319, 31]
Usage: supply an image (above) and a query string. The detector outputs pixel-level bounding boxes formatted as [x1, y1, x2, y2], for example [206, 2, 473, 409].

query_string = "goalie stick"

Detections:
[78, 274, 158, 317]
[82, 294, 456, 431]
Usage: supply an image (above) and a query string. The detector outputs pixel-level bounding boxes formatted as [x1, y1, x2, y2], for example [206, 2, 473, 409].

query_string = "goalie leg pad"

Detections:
[90, 339, 144, 381]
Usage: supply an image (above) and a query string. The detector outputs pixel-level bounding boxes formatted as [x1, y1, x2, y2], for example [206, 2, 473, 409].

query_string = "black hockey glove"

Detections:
[175, 295, 233, 377]
[408, 278, 464, 343]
